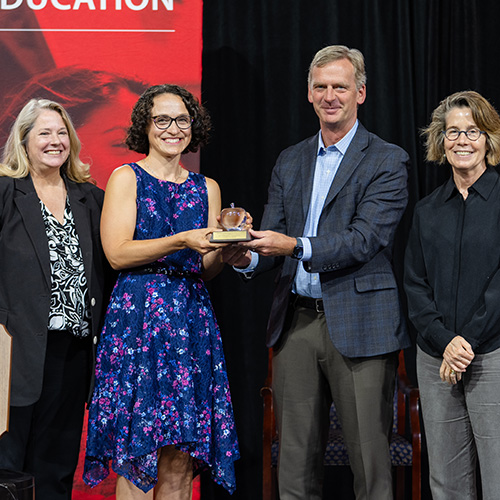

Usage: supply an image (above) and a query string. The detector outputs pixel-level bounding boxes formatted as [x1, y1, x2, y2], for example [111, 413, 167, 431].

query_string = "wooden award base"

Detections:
[0, 324, 12, 438]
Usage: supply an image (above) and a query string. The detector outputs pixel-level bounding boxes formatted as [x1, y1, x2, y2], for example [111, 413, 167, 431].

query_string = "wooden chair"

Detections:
[261, 349, 421, 500]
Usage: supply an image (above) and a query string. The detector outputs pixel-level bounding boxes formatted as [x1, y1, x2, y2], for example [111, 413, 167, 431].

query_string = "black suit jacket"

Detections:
[0, 175, 111, 406]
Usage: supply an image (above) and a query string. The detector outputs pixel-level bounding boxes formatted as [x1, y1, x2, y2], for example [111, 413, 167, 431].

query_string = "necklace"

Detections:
[142, 159, 185, 183]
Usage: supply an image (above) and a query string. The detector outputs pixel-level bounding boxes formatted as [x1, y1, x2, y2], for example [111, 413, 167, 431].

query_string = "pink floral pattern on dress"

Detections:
[83, 164, 239, 493]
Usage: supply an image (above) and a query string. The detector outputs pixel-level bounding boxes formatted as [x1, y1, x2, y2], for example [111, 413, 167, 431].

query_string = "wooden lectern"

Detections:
[0, 324, 12, 438]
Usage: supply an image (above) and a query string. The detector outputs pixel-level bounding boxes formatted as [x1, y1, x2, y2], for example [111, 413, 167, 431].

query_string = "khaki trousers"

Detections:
[273, 305, 397, 500]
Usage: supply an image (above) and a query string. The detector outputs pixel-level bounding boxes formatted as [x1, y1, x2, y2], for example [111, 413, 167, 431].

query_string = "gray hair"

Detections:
[308, 45, 367, 90]
[422, 90, 500, 166]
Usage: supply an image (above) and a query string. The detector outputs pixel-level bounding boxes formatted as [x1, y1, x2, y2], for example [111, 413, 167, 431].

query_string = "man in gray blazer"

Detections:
[225, 45, 410, 499]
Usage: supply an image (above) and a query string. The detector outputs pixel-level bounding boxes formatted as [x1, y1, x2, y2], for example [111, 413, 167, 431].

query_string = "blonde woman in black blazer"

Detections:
[0, 98, 111, 500]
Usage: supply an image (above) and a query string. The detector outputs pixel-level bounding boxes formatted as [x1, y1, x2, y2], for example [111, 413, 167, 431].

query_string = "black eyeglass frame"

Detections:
[442, 129, 486, 141]
[152, 115, 194, 130]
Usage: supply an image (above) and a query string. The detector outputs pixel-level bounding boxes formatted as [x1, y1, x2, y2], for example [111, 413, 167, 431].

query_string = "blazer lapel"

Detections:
[300, 135, 319, 219]
[14, 176, 52, 289]
[323, 124, 369, 208]
[66, 180, 93, 288]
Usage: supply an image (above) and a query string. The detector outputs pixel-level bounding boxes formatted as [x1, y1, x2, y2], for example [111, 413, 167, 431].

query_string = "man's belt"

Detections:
[291, 294, 324, 313]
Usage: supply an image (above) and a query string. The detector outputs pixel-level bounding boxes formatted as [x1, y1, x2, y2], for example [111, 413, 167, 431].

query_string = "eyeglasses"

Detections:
[152, 115, 193, 130]
[443, 128, 486, 141]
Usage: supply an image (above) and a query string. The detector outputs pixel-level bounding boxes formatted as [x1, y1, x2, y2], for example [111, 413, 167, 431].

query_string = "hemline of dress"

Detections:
[83, 442, 240, 495]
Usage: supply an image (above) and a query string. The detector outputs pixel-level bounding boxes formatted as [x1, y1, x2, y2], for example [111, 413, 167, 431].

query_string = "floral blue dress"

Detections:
[83, 163, 239, 493]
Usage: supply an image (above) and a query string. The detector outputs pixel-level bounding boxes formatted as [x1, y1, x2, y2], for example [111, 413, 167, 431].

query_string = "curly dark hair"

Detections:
[126, 84, 211, 155]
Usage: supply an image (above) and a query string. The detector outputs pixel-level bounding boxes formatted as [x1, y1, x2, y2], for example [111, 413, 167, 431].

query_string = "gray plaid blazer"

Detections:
[256, 123, 411, 357]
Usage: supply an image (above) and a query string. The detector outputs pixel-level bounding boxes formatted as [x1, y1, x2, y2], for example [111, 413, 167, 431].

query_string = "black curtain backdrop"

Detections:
[199, 1, 499, 498]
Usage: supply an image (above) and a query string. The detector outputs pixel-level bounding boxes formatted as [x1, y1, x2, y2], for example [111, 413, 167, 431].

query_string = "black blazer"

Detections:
[0, 174, 111, 406]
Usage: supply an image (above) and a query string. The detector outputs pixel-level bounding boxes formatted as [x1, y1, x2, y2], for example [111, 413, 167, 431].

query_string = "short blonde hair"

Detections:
[308, 45, 367, 90]
[423, 90, 500, 166]
[0, 98, 90, 182]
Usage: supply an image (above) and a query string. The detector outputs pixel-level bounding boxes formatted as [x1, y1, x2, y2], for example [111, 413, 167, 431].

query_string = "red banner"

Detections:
[0, 3, 203, 497]
[0, 0, 202, 187]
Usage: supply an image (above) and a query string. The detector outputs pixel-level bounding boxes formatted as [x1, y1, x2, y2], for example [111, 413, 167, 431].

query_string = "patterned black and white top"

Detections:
[40, 198, 90, 338]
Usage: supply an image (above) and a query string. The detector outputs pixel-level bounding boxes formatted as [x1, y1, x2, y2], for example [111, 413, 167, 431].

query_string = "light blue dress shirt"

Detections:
[294, 121, 358, 297]
[235, 121, 359, 299]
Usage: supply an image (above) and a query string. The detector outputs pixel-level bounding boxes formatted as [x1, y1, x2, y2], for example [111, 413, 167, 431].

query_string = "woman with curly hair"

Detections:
[83, 84, 240, 499]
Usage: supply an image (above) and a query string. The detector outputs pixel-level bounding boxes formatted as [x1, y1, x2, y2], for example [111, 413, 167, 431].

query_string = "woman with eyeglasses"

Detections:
[83, 84, 239, 499]
[404, 90, 500, 500]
